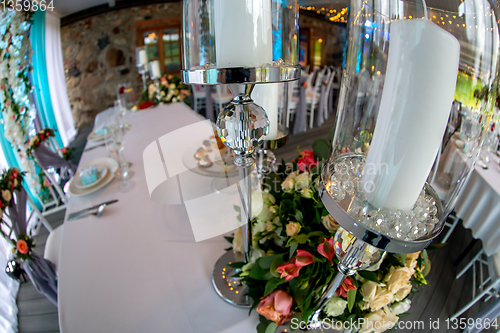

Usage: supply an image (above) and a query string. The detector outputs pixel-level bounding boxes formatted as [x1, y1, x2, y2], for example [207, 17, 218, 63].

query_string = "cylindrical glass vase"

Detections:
[321, 0, 499, 251]
[182, 0, 300, 84]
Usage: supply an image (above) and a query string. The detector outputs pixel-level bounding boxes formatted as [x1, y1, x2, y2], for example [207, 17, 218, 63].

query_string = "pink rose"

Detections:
[17, 240, 29, 255]
[294, 249, 315, 267]
[276, 262, 301, 281]
[317, 237, 335, 264]
[61, 147, 67, 153]
[256, 290, 293, 325]
[5, 99, 11, 107]
[0, 84, 4, 90]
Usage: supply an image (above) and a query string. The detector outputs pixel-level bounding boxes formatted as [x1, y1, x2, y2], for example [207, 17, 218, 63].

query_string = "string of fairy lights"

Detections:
[299, 5, 349, 23]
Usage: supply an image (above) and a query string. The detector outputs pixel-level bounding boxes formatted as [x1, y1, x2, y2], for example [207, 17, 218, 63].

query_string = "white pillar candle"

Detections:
[252, 83, 279, 139]
[149, 60, 161, 79]
[138, 49, 148, 66]
[213, 0, 273, 68]
[361, 19, 460, 212]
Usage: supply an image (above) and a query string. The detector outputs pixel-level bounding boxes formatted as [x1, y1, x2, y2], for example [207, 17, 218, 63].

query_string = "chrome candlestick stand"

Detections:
[181, 0, 299, 307]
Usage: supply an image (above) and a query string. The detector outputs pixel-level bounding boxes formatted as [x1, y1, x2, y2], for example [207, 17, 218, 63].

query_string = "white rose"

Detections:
[233, 228, 243, 254]
[2, 190, 12, 202]
[286, 222, 301, 237]
[361, 281, 379, 303]
[385, 266, 413, 294]
[324, 296, 348, 317]
[294, 172, 311, 190]
[281, 177, 295, 192]
[390, 299, 411, 316]
[300, 188, 313, 199]
[359, 307, 398, 333]
[262, 192, 276, 206]
[322, 214, 339, 232]
[393, 282, 412, 302]
[367, 288, 393, 312]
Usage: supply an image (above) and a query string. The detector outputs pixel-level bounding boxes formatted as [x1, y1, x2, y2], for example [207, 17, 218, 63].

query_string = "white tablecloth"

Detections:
[454, 153, 500, 256]
[58, 103, 259, 332]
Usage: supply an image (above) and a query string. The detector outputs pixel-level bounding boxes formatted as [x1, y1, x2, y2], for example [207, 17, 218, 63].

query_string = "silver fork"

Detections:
[67, 204, 107, 221]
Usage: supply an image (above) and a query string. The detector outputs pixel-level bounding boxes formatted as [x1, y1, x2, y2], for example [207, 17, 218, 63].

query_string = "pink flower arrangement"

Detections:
[296, 150, 318, 172]
[336, 276, 356, 298]
[256, 290, 293, 325]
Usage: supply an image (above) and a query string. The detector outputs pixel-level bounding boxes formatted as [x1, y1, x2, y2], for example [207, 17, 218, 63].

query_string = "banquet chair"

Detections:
[306, 68, 325, 129]
[191, 85, 206, 114]
[211, 85, 232, 118]
[282, 80, 300, 128]
[452, 249, 500, 320]
[43, 224, 64, 275]
[322, 68, 336, 121]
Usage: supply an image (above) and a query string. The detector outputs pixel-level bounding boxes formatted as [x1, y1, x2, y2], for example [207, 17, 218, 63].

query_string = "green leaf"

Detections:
[312, 138, 331, 160]
[259, 254, 284, 269]
[270, 257, 286, 278]
[228, 261, 245, 269]
[290, 243, 298, 257]
[328, 127, 335, 142]
[234, 205, 241, 212]
[224, 236, 234, 244]
[347, 288, 357, 312]
[400, 253, 407, 265]
[357, 270, 380, 283]
[290, 313, 303, 331]
[295, 210, 304, 222]
[264, 277, 285, 296]
[265, 322, 278, 333]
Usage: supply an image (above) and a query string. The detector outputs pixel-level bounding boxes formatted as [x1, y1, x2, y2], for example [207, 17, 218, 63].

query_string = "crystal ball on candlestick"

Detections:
[326, 153, 443, 241]
[217, 98, 269, 167]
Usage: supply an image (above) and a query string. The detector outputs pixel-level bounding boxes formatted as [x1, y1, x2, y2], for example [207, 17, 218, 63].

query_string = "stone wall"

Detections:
[61, 3, 182, 128]
[61, 4, 346, 128]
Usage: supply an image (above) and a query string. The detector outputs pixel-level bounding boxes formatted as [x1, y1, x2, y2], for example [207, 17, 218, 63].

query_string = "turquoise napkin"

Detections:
[80, 166, 98, 185]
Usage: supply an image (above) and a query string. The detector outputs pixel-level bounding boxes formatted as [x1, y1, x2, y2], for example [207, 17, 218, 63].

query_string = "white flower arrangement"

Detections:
[0, 10, 39, 192]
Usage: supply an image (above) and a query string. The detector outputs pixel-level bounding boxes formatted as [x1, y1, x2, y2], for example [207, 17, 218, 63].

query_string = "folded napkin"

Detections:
[80, 166, 98, 185]
[94, 127, 106, 136]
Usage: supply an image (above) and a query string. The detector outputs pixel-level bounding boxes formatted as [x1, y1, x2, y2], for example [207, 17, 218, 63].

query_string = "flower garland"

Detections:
[0, 9, 38, 192]
[229, 149, 431, 333]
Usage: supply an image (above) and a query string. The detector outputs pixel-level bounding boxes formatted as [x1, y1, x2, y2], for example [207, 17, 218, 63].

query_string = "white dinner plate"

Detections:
[69, 158, 118, 196]
[182, 143, 238, 178]
[74, 166, 108, 190]
[87, 128, 106, 142]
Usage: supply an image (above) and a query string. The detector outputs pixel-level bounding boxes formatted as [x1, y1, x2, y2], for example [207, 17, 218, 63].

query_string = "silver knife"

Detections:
[67, 200, 118, 220]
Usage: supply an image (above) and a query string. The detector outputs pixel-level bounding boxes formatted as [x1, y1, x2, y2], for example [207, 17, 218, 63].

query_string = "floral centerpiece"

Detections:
[10, 232, 34, 261]
[138, 74, 191, 108]
[229, 146, 431, 333]
[26, 128, 55, 155]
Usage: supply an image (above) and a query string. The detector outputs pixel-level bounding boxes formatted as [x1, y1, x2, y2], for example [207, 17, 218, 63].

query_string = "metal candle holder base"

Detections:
[212, 251, 251, 307]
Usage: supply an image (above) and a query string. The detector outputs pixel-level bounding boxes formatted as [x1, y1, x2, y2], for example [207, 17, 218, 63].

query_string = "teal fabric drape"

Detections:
[31, 10, 63, 148]
[0, 117, 42, 210]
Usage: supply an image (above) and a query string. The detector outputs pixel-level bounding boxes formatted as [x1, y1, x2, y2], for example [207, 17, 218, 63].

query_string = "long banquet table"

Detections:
[58, 103, 259, 332]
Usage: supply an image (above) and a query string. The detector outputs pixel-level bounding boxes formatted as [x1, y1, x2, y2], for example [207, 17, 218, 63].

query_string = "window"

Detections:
[137, 22, 182, 75]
